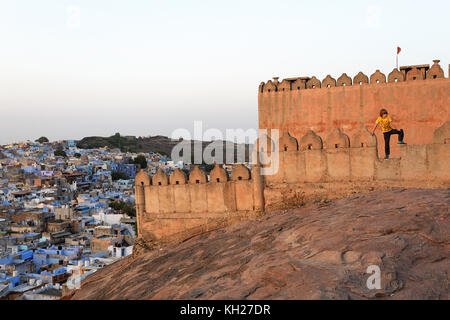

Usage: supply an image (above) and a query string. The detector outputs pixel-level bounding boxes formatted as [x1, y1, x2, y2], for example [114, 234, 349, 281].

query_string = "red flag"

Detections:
[397, 47, 401, 54]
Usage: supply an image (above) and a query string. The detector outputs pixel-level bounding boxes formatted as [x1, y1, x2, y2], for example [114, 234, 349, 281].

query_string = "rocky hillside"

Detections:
[69, 188, 449, 300]
[76, 134, 177, 155]
[76, 134, 251, 161]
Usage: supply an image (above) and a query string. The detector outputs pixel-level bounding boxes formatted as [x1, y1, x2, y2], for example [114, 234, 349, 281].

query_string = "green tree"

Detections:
[133, 155, 148, 169]
[109, 200, 136, 217]
[54, 149, 67, 158]
[111, 170, 128, 180]
[155, 150, 168, 157]
[36, 136, 49, 143]
[202, 163, 215, 173]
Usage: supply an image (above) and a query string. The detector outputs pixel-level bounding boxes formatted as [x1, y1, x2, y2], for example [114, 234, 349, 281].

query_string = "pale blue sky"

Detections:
[0, 0, 449, 144]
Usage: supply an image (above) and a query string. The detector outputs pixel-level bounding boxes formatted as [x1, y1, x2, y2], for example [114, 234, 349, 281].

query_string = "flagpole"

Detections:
[396, 54, 398, 70]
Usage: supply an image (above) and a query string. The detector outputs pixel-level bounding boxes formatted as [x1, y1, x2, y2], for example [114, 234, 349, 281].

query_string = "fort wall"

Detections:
[135, 164, 265, 243]
[260, 124, 450, 209]
[258, 61, 450, 158]
[135, 60, 450, 244]
[136, 122, 450, 243]
[263, 126, 450, 184]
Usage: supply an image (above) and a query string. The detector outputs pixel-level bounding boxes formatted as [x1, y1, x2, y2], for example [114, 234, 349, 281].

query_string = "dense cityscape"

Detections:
[0, 136, 184, 299]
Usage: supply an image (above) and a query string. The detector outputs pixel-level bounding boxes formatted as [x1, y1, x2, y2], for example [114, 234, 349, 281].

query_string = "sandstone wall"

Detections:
[135, 165, 264, 242]
[136, 122, 449, 243]
[258, 61, 450, 158]
[260, 123, 450, 210]
[263, 124, 450, 185]
[135, 59, 450, 244]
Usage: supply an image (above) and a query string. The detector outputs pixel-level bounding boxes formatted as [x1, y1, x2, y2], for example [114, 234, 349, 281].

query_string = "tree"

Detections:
[111, 170, 128, 181]
[54, 149, 67, 158]
[156, 150, 168, 157]
[108, 133, 122, 149]
[133, 155, 147, 169]
[202, 163, 215, 173]
[181, 168, 190, 177]
[36, 136, 49, 143]
[109, 200, 136, 217]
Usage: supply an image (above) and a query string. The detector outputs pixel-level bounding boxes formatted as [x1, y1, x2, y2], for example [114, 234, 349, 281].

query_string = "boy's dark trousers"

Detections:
[383, 129, 404, 156]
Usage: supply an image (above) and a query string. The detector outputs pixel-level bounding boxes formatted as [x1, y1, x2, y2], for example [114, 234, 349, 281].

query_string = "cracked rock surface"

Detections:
[70, 188, 449, 300]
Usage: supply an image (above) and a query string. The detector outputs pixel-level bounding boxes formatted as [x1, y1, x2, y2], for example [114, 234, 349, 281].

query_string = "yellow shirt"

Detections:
[376, 116, 392, 133]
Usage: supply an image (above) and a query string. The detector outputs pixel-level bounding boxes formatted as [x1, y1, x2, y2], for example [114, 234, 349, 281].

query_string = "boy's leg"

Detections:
[390, 128, 405, 143]
[383, 132, 391, 157]
[399, 129, 404, 142]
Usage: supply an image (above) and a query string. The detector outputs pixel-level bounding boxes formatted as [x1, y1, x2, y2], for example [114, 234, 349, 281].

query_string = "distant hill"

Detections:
[76, 133, 252, 162]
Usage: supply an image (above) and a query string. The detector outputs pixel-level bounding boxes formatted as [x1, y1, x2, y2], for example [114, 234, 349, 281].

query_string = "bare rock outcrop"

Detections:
[70, 188, 449, 300]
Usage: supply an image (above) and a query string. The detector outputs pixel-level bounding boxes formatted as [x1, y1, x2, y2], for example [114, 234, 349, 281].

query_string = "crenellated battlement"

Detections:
[257, 122, 449, 185]
[136, 122, 450, 243]
[258, 59, 450, 159]
[258, 60, 447, 92]
[136, 163, 256, 187]
[135, 163, 265, 243]
[136, 59, 449, 245]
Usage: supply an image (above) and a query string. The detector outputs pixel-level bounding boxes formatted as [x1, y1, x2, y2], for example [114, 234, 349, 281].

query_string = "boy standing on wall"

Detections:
[372, 108, 406, 159]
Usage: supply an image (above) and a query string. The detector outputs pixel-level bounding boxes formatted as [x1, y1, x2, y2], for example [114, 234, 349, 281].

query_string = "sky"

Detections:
[0, 0, 449, 144]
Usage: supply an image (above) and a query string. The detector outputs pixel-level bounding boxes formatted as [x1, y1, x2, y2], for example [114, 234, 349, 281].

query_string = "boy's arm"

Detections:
[371, 123, 378, 135]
